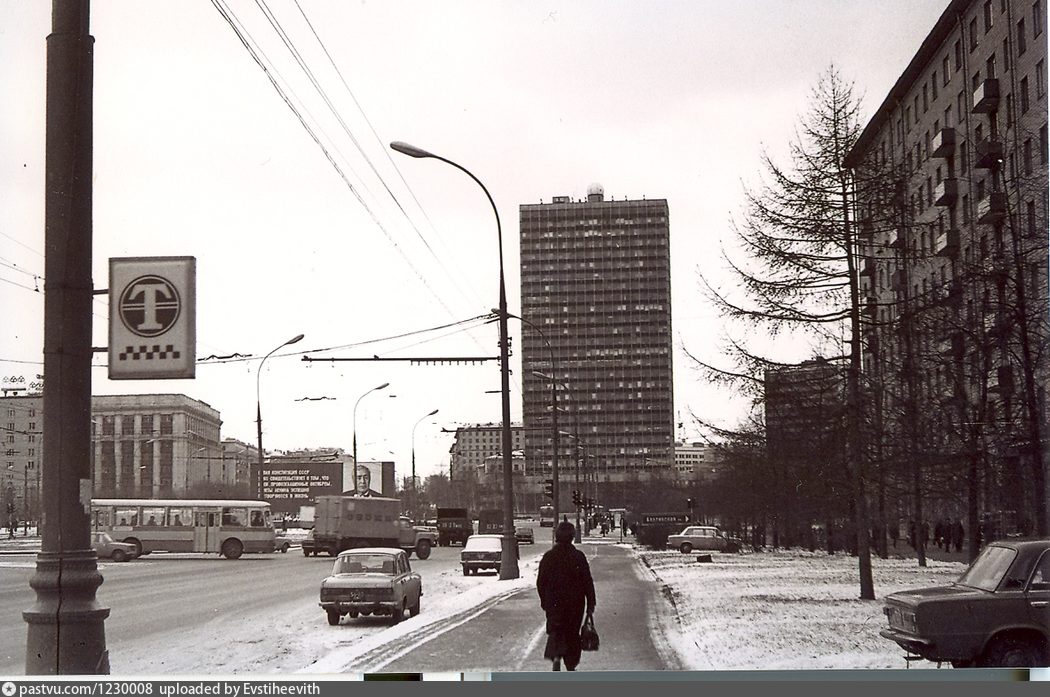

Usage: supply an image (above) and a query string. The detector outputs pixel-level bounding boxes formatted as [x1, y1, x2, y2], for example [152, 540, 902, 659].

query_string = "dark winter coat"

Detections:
[536, 541, 596, 669]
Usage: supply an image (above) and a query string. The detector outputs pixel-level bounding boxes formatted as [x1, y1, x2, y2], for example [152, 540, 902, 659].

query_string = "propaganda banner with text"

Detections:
[109, 256, 196, 380]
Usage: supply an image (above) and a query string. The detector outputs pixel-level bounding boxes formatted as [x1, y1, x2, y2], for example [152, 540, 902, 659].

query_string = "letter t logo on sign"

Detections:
[109, 257, 196, 380]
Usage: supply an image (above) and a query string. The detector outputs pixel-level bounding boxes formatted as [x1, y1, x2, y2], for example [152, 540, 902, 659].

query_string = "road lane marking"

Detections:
[515, 623, 548, 672]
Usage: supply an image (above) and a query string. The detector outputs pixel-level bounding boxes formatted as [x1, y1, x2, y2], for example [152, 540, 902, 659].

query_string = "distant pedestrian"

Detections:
[889, 521, 898, 549]
[536, 521, 596, 672]
[952, 519, 964, 553]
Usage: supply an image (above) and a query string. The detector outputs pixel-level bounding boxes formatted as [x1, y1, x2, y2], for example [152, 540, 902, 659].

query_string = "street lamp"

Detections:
[352, 382, 390, 493]
[411, 409, 439, 521]
[255, 334, 304, 500]
[559, 429, 585, 543]
[391, 140, 518, 579]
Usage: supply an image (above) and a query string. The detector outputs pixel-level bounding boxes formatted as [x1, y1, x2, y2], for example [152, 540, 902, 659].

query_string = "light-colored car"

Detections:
[460, 534, 504, 576]
[319, 548, 422, 626]
[515, 526, 535, 544]
[274, 535, 291, 553]
[667, 525, 740, 554]
[92, 531, 137, 562]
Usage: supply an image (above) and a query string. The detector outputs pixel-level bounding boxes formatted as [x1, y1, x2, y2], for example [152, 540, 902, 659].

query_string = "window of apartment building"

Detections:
[1037, 61, 1046, 98]
[963, 194, 971, 224]
[905, 105, 912, 130]
[943, 55, 952, 83]
[961, 141, 969, 171]
[955, 39, 963, 69]
[945, 104, 953, 127]
[1007, 92, 1016, 128]
[932, 72, 939, 100]
[1010, 151, 1018, 179]
[972, 70, 982, 94]
[102, 416, 114, 436]
[1035, 1, 1043, 37]
[160, 414, 173, 435]
[923, 84, 929, 112]
[970, 17, 979, 51]
[986, 53, 996, 80]
[975, 122, 984, 143]
[977, 178, 986, 201]
[1028, 200, 1038, 236]
[1019, 18, 1028, 54]
[1040, 123, 1048, 163]
[1021, 76, 1030, 113]
[1024, 138, 1033, 174]
[914, 94, 920, 119]
[984, 1, 993, 31]
[936, 165, 943, 184]
[927, 177, 933, 206]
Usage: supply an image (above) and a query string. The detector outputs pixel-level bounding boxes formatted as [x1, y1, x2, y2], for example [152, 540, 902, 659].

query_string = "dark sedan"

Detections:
[880, 538, 1050, 667]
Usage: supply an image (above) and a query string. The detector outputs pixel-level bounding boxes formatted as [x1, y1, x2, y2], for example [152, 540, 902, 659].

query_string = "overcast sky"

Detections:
[0, 0, 949, 484]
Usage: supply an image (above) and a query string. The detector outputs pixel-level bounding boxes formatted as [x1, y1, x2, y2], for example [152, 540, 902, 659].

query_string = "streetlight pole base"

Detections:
[498, 533, 519, 580]
[24, 550, 111, 674]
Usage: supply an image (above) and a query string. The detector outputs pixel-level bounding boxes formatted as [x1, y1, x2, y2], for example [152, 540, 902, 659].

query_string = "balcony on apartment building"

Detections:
[888, 228, 906, 249]
[972, 78, 1000, 114]
[976, 192, 1006, 225]
[974, 136, 1004, 169]
[934, 178, 959, 207]
[930, 128, 957, 158]
[860, 257, 876, 277]
[933, 228, 961, 258]
[987, 365, 1014, 395]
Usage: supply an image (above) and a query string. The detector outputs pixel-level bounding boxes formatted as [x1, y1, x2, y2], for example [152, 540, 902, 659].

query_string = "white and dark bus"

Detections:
[538, 504, 555, 528]
[90, 498, 276, 559]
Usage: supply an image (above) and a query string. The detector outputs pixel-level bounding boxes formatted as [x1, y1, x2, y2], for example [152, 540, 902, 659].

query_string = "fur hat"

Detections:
[555, 520, 575, 543]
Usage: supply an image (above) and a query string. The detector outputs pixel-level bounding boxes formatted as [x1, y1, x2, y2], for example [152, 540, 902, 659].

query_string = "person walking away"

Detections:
[537, 520, 596, 671]
[952, 519, 964, 553]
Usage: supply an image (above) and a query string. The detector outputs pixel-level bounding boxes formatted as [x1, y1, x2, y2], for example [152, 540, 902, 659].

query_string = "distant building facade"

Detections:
[1, 393, 228, 507]
[447, 423, 525, 480]
[519, 186, 674, 510]
[674, 441, 724, 485]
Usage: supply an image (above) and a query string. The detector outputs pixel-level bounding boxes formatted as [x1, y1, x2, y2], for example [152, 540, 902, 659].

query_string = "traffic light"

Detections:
[572, 490, 581, 507]
[544, 479, 554, 499]
[686, 497, 695, 510]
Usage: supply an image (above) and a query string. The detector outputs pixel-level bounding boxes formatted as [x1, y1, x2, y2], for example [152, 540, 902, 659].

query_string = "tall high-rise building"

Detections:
[519, 185, 674, 508]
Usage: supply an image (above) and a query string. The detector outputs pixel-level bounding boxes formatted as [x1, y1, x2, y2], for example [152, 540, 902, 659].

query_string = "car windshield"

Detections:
[464, 536, 501, 552]
[956, 545, 1017, 591]
[334, 554, 398, 575]
[93, 532, 113, 544]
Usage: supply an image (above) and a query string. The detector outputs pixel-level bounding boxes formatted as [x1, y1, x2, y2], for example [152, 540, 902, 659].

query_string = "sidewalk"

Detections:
[0, 530, 40, 555]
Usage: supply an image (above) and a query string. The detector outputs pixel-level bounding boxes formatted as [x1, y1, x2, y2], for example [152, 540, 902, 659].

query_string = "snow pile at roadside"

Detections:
[641, 548, 967, 670]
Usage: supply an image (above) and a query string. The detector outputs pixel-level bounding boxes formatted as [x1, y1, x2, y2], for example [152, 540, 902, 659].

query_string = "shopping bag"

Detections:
[580, 611, 600, 651]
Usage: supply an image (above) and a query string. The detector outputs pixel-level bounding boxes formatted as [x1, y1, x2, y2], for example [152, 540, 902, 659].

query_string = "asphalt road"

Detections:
[0, 527, 552, 675]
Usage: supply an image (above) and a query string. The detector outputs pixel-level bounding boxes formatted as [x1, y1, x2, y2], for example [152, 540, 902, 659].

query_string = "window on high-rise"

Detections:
[986, 53, 996, 80]
[970, 17, 979, 51]
[1034, 1, 1043, 37]
[1018, 19, 1028, 54]
[1021, 76, 1030, 113]
[1037, 61, 1046, 98]
[984, 1, 993, 31]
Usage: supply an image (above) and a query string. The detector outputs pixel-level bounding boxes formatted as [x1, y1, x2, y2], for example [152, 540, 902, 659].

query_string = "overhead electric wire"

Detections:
[290, 0, 486, 314]
[211, 0, 462, 321]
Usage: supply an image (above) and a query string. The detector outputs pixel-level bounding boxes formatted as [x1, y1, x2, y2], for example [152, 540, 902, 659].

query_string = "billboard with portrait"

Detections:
[342, 461, 395, 497]
[261, 460, 342, 515]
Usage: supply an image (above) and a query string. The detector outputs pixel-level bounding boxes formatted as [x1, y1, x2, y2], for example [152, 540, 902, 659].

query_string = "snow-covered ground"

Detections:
[640, 546, 968, 670]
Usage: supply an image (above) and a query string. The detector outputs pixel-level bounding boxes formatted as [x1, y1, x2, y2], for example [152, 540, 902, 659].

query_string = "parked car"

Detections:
[274, 535, 291, 553]
[302, 529, 318, 557]
[880, 538, 1050, 668]
[667, 525, 740, 554]
[92, 531, 137, 562]
[460, 534, 505, 576]
[515, 526, 535, 544]
[319, 548, 422, 626]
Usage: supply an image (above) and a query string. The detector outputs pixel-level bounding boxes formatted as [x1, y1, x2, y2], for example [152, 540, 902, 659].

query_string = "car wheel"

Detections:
[326, 609, 340, 626]
[280, 542, 289, 553]
[410, 595, 421, 617]
[111, 549, 127, 563]
[415, 540, 432, 560]
[390, 600, 405, 625]
[981, 636, 1043, 667]
[221, 539, 243, 560]
[302, 547, 310, 557]
[679, 542, 693, 554]
[462, 566, 469, 576]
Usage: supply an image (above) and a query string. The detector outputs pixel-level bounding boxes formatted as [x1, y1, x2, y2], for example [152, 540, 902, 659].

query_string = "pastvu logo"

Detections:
[2, 681, 16, 697]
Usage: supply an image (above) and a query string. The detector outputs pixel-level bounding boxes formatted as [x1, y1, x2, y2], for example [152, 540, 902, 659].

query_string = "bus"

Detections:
[539, 504, 555, 528]
[90, 498, 276, 559]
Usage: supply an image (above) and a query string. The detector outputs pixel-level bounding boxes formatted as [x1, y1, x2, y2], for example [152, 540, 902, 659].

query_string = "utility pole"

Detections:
[24, 0, 110, 674]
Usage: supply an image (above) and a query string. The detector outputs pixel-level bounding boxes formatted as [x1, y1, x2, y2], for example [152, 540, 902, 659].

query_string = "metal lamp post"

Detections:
[352, 382, 390, 493]
[391, 140, 518, 580]
[255, 334, 304, 501]
[411, 408, 439, 520]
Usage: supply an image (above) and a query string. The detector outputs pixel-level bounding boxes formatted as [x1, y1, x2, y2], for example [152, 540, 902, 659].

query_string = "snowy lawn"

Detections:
[639, 547, 969, 670]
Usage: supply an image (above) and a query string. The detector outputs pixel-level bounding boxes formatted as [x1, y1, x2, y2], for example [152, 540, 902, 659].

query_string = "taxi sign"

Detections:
[109, 257, 196, 380]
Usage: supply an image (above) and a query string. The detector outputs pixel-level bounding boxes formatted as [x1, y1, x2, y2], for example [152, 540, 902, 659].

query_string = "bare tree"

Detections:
[691, 66, 875, 599]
